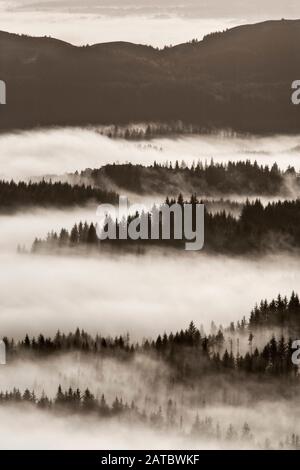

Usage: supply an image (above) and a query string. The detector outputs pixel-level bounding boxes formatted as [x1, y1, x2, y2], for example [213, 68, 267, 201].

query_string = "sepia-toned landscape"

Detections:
[1, 0, 300, 451]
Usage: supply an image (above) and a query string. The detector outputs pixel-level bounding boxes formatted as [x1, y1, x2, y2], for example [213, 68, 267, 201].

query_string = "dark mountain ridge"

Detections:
[1, 20, 300, 132]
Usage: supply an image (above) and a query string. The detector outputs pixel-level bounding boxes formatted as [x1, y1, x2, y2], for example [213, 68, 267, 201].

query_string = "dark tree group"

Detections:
[0, 180, 118, 212]
[3, 292, 300, 379]
[78, 160, 298, 197]
[249, 292, 300, 331]
[31, 196, 300, 254]
[96, 122, 211, 140]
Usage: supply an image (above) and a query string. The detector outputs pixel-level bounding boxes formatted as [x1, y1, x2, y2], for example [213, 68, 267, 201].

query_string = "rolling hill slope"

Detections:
[0, 20, 300, 132]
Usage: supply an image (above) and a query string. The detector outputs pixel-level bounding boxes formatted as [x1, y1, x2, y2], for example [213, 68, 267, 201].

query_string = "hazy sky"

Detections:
[0, 0, 299, 46]
[3, 0, 299, 17]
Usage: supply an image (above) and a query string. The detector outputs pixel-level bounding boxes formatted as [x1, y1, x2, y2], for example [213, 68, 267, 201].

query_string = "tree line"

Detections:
[31, 196, 300, 254]
[249, 292, 300, 332]
[81, 160, 298, 197]
[0, 180, 118, 212]
[4, 293, 300, 378]
[96, 123, 231, 140]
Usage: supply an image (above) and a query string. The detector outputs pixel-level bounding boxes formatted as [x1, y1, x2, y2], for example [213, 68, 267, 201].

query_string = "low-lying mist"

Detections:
[1, 206, 300, 339]
[2, 127, 300, 450]
[4, 403, 294, 450]
[0, 206, 99, 251]
[1, 128, 300, 181]
[0, 352, 300, 449]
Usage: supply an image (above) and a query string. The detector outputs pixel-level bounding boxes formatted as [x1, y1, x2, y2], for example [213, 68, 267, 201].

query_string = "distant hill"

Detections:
[1, 20, 300, 132]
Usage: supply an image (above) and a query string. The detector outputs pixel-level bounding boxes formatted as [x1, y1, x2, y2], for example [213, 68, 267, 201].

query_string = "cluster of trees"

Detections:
[249, 292, 300, 331]
[4, 294, 300, 378]
[202, 30, 229, 42]
[4, 327, 131, 358]
[31, 196, 300, 254]
[0, 180, 118, 212]
[0, 385, 143, 418]
[211, 335, 296, 376]
[153, 327, 298, 377]
[96, 123, 217, 140]
[32, 221, 100, 252]
[81, 160, 298, 197]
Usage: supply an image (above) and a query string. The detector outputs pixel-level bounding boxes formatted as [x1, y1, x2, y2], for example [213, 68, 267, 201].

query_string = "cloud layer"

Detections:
[1, 128, 300, 182]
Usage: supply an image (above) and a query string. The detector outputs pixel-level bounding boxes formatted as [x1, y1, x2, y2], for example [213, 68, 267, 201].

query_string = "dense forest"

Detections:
[71, 160, 299, 197]
[2, 159, 295, 212]
[0, 180, 118, 212]
[31, 196, 300, 254]
[3, 325, 298, 378]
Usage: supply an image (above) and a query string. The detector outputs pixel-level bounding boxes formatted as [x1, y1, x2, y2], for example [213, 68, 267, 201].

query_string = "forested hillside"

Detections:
[1, 20, 300, 132]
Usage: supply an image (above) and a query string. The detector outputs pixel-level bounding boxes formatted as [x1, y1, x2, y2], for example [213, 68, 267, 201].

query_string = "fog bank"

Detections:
[1, 248, 300, 339]
[1, 129, 300, 181]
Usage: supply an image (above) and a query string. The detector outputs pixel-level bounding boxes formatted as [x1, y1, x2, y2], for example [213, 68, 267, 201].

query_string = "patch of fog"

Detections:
[1, 248, 300, 339]
[0, 347, 289, 403]
[0, 206, 99, 252]
[0, 406, 242, 449]
[0, 352, 299, 449]
[0, 354, 169, 403]
[0, 204, 299, 450]
[1, 206, 300, 340]
[0, 396, 298, 449]
[153, 133, 300, 170]
[0, 407, 184, 449]
[1, 128, 300, 181]
[0, 202, 165, 251]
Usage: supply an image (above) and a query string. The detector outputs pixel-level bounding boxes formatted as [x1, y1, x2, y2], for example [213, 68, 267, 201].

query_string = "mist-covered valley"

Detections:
[2, 401, 299, 450]
[1, 202, 300, 338]
[2, 129, 300, 449]
[1, 351, 300, 450]
[2, 0, 300, 454]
